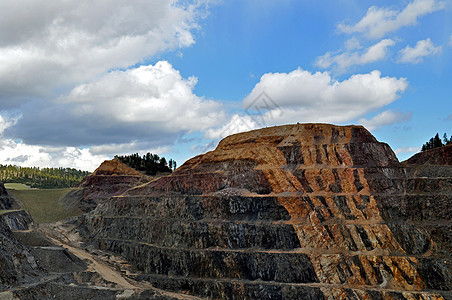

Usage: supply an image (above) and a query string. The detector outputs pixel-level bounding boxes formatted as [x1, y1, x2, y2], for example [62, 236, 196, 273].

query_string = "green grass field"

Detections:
[8, 188, 83, 224]
[4, 183, 32, 190]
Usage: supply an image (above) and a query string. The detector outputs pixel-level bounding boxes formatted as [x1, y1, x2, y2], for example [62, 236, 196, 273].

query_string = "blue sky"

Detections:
[0, 0, 450, 171]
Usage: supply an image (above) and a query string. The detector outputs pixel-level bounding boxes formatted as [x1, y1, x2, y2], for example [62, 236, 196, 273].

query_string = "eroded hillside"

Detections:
[76, 123, 451, 299]
[1, 123, 450, 299]
[63, 159, 150, 212]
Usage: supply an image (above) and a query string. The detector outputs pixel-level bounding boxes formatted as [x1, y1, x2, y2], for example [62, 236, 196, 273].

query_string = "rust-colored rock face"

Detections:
[69, 159, 149, 212]
[82, 159, 144, 178]
[404, 144, 452, 165]
[82, 124, 451, 299]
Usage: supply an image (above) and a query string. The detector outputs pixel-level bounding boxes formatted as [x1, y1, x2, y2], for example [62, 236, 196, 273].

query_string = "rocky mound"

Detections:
[82, 158, 145, 177]
[0, 182, 19, 210]
[0, 214, 43, 289]
[404, 144, 452, 165]
[79, 123, 451, 299]
[63, 159, 150, 212]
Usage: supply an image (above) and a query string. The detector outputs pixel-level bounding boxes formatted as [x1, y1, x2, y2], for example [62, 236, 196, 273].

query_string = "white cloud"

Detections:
[358, 110, 411, 130]
[62, 61, 223, 133]
[0, 116, 105, 171]
[0, 133, 175, 172]
[395, 146, 421, 155]
[0, 1, 222, 171]
[0, 115, 16, 135]
[189, 114, 260, 154]
[89, 143, 169, 157]
[316, 39, 395, 72]
[204, 114, 258, 140]
[0, 0, 207, 106]
[337, 0, 445, 39]
[345, 37, 362, 51]
[241, 69, 408, 126]
[7, 61, 225, 147]
[0, 139, 108, 171]
[0, 120, 172, 172]
[398, 38, 442, 63]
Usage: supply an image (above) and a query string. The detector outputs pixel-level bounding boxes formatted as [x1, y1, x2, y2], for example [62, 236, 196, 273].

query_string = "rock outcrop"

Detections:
[79, 124, 451, 299]
[0, 182, 19, 210]
[63, 159, 150, 212]
[0, 213, 43, 290]
[404, 144, 452, 165]
[0, 209, 34, 230]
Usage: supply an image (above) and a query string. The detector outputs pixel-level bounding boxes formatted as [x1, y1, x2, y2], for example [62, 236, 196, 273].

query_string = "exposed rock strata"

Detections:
[0, 161, 198, 299]
[0, 209, 34, 230]
[0, 216, 196, 299]
[79, 124, 452, 299]
[0, 182, 19, 210]
[64, 159, 150, 212]
[405, 144, 452, 165]
[0, 214, 42, 289]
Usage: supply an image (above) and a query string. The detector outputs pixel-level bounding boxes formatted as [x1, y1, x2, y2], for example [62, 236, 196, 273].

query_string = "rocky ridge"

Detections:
[405, 143, 452, 166]
[63, 159, 150, 212]
[78, 123, 452, 299]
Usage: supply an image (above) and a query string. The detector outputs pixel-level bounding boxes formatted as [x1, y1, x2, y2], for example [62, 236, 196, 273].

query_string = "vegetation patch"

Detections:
[115, 152, 176, 175]
[4, 183, 32, 190]
[0, 165, 90, 189]
[422, 133, 451, 151]
[8, 188, 83, 224]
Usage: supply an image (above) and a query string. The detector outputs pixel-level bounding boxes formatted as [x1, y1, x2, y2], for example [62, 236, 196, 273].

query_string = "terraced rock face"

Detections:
[80, 124, 451, 299]
[65, 159, 150, 212]
[0, 214, 42, 289]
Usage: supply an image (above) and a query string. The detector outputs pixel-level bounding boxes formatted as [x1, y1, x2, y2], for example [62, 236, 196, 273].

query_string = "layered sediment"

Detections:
[405, 144, 452, 165]
[80, 124, 451, 299]
[0, 212, 43, 290]
[64, 159, 150, 212]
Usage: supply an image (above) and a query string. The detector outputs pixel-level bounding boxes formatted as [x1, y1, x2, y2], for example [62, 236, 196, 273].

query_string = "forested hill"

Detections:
[115, 153, 176, 175]
[0, 165, 90, 189]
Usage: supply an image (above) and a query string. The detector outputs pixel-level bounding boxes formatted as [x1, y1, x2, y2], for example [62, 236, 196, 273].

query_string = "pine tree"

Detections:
[115, 152, 175, 175]
[433, 133, 443, 148]
[422, 132, 449, 151]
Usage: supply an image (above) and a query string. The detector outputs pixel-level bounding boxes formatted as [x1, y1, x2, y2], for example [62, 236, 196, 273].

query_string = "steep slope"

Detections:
[404, 144, 452, 165]
[64, 159, 150, 212]
[0, 182, 19, 210]
[0, 214, 43, 289]
[80, 124, 451, 299]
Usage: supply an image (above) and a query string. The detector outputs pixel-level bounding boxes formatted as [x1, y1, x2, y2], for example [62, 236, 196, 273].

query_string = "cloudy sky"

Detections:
[0, 0, 451, 171]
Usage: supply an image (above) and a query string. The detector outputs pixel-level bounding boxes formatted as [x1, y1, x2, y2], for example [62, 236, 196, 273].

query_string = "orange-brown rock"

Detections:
[65, 159, 150, 212]
[80, 124, 451, 299]
[82, 158, 145, 178]
[404, 144, 452, 165]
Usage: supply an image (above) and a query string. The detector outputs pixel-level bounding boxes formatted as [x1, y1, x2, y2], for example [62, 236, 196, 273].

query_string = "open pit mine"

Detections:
[0, 123, 451, 299]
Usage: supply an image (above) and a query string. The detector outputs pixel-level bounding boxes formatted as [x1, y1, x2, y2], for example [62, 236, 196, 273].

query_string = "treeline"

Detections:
[114, 153, 176, 175]
[0, 165, 91, 189]
[422, 133, 451, 151]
